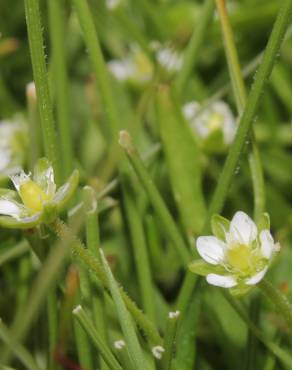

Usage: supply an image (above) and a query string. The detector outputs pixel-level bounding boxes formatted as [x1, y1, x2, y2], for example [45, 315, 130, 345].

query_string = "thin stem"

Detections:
[0, 320, 40, 370]
[0, 241, 29, 267]
[24, 0, 61, 184]
[53, 219, 162, 345]
[71, 0, 121, 178]
[48, 0, 74, 179]
[121, 173, 156, 322]
[99, 249, 147, 370]
[222, 291, 292, 368]
[258, 279, 292, 332]
[175, 0, 215, 96]
[162, 312, 180, 370]
[215, 0, 265, 222]
[73, 306, 123, 370]
[119, 131, 190, 265]
[203, 0, 292, 231]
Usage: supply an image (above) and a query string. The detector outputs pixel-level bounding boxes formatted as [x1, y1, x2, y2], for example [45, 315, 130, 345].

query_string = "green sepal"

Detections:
[211, 214, 230, 241]
[0, 214, 41, 229]
[188, 259, 226, 277]
[257, 212, 270, 232]
[41, 202, 58, 224]
[54, 169, 79, 211]
[202, 129, 226, 154]
[229, 284, 253, 297]
[0, 188, 18, 200]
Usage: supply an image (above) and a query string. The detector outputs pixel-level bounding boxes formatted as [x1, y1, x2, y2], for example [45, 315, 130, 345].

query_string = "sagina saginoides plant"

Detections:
[0, 158, 79, 228]
[189, 211, 280, 295]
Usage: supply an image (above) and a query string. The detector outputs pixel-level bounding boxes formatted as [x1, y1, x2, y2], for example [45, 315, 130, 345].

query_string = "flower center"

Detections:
[19, 179, 50, 213]
[227, 244, 253, 273]
[207, 112, 223, 132]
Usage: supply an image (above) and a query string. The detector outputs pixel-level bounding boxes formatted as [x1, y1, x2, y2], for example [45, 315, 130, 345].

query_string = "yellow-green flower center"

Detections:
[207, 112, 223, 132]
[19, 179, 50, 213]
[227, 244, 254, 273]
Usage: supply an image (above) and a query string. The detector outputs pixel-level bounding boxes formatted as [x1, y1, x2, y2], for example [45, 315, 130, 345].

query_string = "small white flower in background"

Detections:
[182, 100, 236, 145]
[155, 46, 182, 73]
[168, 310, 180, 319]
[0, 158, 79, 229]
[0, 119, 27, 176]
[189, 211, 280, 295]
[152, 345, 165, 360]
[107, 45, 153, 85]
[114, 339, 126, 350]
[106, 0, 122, 11]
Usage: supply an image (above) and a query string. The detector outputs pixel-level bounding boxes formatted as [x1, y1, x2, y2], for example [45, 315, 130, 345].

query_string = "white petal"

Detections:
[43, 166, 56, 197]
[230, 211, 257, 245]
[206, 273, 237, 288]
[196, 236, 226, 265]
[182, 102, 200, 121]
[245, 267, 268, 285]
[0, 199, 22, 218]
[260, 230, 275, 259]
[10, 170, 30, 191]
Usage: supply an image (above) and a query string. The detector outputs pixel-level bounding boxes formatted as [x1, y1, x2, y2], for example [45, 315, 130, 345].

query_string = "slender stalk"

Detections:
[71, 0, 121, 178]
[203, 0, 292, 231]
[48, 0, 74, 179]
[162, 311, 180, 370]
[73, 306, 123, 370]
[53, 219, 162, 345]
[47, 290, 59, 370]
[99, 249, 147, 370]
[0, 320, 40, 370]
[119, 130, 190, 265]
[215, 0, 265, 222]
[121, 173, 156, 322]
[175, 0, 215, 96]
[222, 291, 292, 367]
[258, 279, 292, 332]
[83, 186, 109, 370]
[0, 241, 29, 267]
[26, 82, 42, 170]
[24, 0, 61, 184]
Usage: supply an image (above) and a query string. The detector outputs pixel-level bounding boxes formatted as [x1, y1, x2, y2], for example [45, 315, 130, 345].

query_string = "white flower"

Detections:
[156, 46, 182, 72]
[108, 45, 153, 85]
[152, 346, 165, 360]
[0, 119, 27, 177]
[106, 0, 122, 10]
[195, 211, 279, 289]
[182, 100, 236, 145]
[0, 158, 79, 228]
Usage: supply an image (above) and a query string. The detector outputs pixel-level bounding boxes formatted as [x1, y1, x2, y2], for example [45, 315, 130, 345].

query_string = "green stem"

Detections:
[222, 291, 292, 368]
[71, 0, 121, 178]
[48, 0, 74, 179]
[161, 311, 180, 370]
[0, 320, 40, 370]
[0, 241, 29, 267]
[24, 0, 61, 184]
[73, 306, 123, 370]
[215, 0, 265, 222]
[119, 131, 190, 265]
[121, 173, 156, 323]
[258, 279, 292, 332]
[83, 186, 109, 370]
[203, 0, 292, 231]
[175, 0, 215, 96]
[53, 219, 162, 345]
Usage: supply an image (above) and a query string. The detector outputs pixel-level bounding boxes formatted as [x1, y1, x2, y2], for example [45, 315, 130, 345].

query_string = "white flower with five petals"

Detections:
[189, 211, 280, 294]
[0, 158, 79, 229]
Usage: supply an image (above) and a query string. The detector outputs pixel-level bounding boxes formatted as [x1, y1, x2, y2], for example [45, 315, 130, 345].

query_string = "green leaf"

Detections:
[156, 86, 206, 235]
[188, 259, 226, 276]
[99, 249, 147, 370]
[54, 169, 79, 211]
[257, 212, 270, 232]
[211, 214, 230, 241]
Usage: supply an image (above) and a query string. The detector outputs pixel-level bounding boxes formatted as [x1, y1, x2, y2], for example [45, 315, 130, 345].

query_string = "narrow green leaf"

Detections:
[99, 249, 147, 370]
[157, 86, 206, 236]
